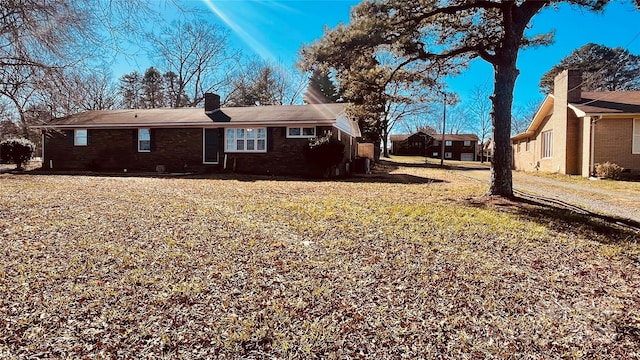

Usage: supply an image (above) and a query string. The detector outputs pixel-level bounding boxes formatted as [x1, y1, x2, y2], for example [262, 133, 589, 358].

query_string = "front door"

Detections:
[203, 128, 221, 164]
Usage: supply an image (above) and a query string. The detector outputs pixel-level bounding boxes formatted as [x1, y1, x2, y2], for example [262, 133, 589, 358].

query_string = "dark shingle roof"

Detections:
[390, 133, 478, 142]
[45, 103, 348, 127]
[434, 134, 479, 141]
[571, 91, 640, 114]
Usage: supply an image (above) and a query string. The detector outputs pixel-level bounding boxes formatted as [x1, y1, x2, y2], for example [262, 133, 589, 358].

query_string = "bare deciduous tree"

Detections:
[148, 20, 238, 107]
[1, 0, 154, 133]
[469, 85, 492, 163]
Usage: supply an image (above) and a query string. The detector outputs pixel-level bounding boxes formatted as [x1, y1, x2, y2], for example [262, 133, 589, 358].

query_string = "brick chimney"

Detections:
[554, 69, 582, 103]
[204, 93, 220, 113]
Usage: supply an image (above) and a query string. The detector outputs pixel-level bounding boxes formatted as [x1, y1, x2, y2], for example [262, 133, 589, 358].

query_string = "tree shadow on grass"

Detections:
[18, 162, 447, 185]
[465, 195, 640, 245]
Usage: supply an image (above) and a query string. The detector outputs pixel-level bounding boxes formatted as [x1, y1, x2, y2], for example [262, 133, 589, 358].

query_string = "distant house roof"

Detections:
[390, 133, 478, 142]
[434, 134, 479, 142]
[390, 134, 410, 142]
[39, 103, 361, 137]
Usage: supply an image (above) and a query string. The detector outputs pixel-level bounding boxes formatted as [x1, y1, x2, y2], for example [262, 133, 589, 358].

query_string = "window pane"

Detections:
[139, 140, 151, 151]
[257, 139, 266, 150]
[257, 128, 266, 139]
[236, 129, 245, 138]
[236, 139, 244, 150]
[246, 140, 255, 150]
[139, 129, 150, 141]
[288, 127, 301, 136]
[302, 127, 315, 136]
[226, 129, 235, 151]
[246, 128, 255, 139]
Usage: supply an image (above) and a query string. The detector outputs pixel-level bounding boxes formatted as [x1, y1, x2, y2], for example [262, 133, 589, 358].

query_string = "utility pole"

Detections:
[440, 92, 446, 167]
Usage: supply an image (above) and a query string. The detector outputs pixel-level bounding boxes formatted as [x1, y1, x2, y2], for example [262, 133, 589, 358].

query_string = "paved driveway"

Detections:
[455, 165, 640, 225]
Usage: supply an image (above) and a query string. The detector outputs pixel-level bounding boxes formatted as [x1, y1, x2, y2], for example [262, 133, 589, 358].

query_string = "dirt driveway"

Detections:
[454, 163, 640, 225]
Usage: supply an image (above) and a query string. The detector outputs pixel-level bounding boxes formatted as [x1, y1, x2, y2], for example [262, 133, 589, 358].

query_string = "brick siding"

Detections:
[43, 126, 357, 177]
[594, 118, 640, 173]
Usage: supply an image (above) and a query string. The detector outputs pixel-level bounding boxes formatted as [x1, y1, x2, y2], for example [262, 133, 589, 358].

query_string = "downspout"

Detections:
[41, 130, 46, 168]
[590, 116, 600, 177]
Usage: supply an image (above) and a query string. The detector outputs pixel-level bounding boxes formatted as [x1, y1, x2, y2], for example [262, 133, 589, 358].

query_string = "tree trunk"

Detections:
[488, 62, 517, 197]
[382, 128, 389, 158]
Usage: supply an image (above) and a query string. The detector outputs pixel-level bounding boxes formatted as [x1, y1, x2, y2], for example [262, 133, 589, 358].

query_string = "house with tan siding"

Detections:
[512, 69, 640, 177]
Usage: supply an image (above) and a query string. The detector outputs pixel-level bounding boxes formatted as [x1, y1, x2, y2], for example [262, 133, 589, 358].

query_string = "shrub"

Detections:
[595, 161, 624, 180]
[0, 138, 35, 170]
[303, 132, 345, 177]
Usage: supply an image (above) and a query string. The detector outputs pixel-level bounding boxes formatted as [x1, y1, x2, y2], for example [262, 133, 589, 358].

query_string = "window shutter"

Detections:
[86, 130, 91, 145]
[132, 129, 138, 151]
[68, 130, 74, 145]
[267, 128, 274, 152]
[150, 129, 156, 152]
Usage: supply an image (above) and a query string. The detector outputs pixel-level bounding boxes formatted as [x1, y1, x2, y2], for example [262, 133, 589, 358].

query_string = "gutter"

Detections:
[32, 119, 338, 129]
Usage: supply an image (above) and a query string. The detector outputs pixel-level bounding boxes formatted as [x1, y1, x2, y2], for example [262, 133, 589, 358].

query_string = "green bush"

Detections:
[595, 161, 624, 180]
[0, 138, 35, 170]
[303, 132, 345, 176]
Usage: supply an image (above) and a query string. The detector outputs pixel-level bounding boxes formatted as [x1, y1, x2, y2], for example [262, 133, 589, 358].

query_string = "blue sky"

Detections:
[121, 1, 640, 115]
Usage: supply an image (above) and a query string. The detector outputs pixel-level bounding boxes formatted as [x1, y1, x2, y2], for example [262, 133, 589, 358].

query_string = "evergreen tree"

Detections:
[539, 43, 640, 93]
[141, 67, 164, 108]
[300, 0, 636, 197]
[119, 71, 142, 109]
[303, 69, 341, 104]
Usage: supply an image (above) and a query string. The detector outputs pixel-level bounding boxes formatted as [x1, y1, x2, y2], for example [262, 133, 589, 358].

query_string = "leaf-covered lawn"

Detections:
[1, 168, 639, 359]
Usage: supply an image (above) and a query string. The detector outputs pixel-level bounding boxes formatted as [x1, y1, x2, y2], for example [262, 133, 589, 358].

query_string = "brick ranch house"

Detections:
[390, 131, 479, 161]
[37, 94, 362, 176]
[512, 69, 640, 177]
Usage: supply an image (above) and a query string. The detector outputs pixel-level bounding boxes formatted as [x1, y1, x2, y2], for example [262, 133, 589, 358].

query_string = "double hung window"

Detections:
[541, 130, 553, 158]
[138, 129, 151, 152]
[74, 129, 87, 146]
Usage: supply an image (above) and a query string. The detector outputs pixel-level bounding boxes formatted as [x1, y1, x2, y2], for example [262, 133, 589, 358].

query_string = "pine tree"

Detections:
[119, 71, 142, 109]
[539, 43, 640, 93]
[303, 70, 341, 104]
[141, 67, 164, 108]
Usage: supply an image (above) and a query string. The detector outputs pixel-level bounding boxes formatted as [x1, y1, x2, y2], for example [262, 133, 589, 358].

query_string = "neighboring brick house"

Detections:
[391, 131, 478, 161]
[390, 131, 431, 156]
[512, 69, 640, 177]
[37, 94, 361, 176]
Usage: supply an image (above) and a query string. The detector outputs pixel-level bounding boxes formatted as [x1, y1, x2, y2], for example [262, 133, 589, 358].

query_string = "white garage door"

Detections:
[461, 153, 474, 161]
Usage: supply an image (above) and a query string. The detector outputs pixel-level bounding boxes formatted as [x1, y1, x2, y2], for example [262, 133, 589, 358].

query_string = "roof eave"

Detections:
[33, 118, 338, 129]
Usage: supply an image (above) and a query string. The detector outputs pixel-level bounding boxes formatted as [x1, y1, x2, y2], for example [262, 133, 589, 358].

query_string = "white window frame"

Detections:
[432, 152, 438, 157]
[634, 119, 640, 154]
[286, 126, 316, 138]
[464, 140, 471, 147]
[74, 129, 88, 146]
[445, 152, 453, 159]
[541, 130, 553, 158]
[445, 140, 452, 147]
[225, 127, 267, 153]
[138, 128, 151, 152]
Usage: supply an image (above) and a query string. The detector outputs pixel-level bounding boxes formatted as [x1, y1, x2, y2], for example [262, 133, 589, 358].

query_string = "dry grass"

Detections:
[1, 165, 639, 359]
